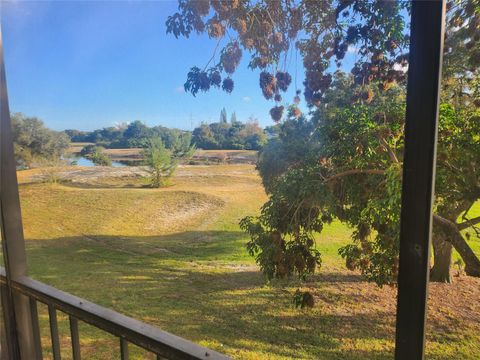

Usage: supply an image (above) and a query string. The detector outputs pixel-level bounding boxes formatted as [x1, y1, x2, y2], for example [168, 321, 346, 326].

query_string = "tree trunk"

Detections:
[433, 214, 480, 277]
[430, 232, 452, 283]
[449, 231, 480, 277]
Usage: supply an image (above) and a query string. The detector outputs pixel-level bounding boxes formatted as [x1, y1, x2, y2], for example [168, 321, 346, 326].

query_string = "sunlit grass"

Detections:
[12, 164, 480, 359]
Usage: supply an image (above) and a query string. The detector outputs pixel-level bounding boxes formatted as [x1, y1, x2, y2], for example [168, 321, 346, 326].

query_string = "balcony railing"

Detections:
[0, 267, 229, 360]
[0, 1, 447, 359]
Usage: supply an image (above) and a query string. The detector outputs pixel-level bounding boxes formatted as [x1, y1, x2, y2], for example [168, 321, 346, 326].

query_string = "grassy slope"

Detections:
[14, 164, 480, 359]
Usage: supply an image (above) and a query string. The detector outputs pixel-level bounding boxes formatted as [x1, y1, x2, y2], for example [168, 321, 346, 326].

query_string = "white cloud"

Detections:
[242, 96, 251, 102]
[175, 86, 185, 93]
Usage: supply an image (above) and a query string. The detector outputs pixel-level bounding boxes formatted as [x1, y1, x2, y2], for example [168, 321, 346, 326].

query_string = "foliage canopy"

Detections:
[12, 113, 70, 168]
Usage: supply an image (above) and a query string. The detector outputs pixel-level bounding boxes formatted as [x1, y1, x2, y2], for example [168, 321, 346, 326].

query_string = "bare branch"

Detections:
[323, 169, 385, 183]
[457, 215, 480, 231]
[377, 134, 399, 163]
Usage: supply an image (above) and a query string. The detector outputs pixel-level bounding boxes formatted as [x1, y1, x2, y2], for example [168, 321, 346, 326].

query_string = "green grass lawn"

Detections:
[12, 164, 480, 359]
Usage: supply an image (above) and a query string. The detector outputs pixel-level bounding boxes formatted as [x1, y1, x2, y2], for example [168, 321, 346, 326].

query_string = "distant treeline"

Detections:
[65, 110, 270, 150]
[192, 119, 267, 150]
[65, 120, 190, 149]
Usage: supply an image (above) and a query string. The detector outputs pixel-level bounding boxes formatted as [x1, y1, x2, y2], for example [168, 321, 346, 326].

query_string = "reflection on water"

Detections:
[71, 156, 128, 167]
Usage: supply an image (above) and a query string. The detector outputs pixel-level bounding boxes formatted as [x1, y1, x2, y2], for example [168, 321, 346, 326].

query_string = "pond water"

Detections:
[71, 156, 127, 167]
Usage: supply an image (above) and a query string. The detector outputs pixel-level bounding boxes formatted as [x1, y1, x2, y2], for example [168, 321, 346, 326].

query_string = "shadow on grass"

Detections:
[26, 231, 250, 260]
[54, 179, 147, 189]
[24, 232, 397, 360]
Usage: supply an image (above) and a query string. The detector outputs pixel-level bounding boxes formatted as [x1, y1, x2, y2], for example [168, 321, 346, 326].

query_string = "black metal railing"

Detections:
[0, 267, 229, 360]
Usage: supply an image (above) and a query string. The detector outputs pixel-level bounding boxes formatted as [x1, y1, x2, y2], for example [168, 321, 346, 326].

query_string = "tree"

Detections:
[64, 129, 90, 142]
[90, 148, 112, 166]
[123, 120, 150, 147]
[81, 145, 112, 166]
[230, 111, 238, 124]
[239, 118, 267, 150]
[142, 137, 177, 188]
[242, 74, 480, 293]
[80, 144, 97, 157]
[170, 131, 196, 159]
[220, 107, 228, 123]
[11, 113, 70, 167]
[170, 0, 480, 291]
[192, 123, 219, 149]
[431, 104, 480, 281]
[67, 121, 195, 151]
[167, 0, 411, 120]
[191, 116, 267, 150]
[429, 0, 480, 280]
[442, 1, 480, 107]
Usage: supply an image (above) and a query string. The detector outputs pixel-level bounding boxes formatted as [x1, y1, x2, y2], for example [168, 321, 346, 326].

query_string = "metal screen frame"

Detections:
[0, 1, 448, 359]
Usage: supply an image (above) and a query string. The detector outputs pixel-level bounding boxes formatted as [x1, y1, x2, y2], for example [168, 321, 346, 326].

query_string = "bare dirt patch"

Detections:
[305, 268, 480, 357]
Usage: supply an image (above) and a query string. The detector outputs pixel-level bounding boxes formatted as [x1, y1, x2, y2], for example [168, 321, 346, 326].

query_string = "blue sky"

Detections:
[1, 1, 305, 131]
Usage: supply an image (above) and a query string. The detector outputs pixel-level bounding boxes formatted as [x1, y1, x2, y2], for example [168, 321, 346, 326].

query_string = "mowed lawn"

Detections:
[13, 164, 480, 359]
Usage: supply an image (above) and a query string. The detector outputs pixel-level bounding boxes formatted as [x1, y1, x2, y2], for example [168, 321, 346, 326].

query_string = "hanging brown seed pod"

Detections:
[208, 21, 225, 38]
[209, 71, 222, 88]
[260, 71, 277, 100]
[221, 42, 242, 74]
[270, 105, 284, 122]
[191, 0, 210, 16]
[276, 71, 292, 92]
[235, 18, 248, 35]
[222, 78, 234, 93]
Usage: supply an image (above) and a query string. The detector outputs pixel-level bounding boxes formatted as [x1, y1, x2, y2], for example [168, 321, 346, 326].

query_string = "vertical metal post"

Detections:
[48, 305, 61, 360]
[29, 298, 42, 357]
[120, 338, 129, 360]
[69, 316, 81, 360]
[395, 1, 446, 359]
[0, 27, 40, 359]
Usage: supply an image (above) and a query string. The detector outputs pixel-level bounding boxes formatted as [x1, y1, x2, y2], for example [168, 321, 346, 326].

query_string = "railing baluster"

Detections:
[48, 305, 61, 360]
[29, 298, 42, 359]
[69, 316, 81, 360]
[120, 338, 129, 360]
[1, 268, 229, 360]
